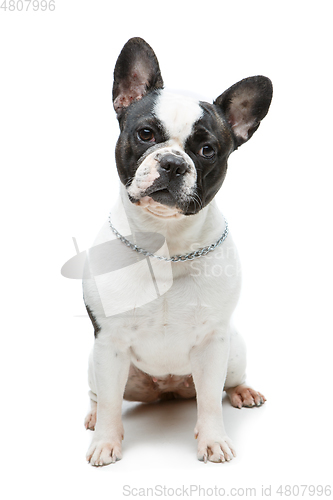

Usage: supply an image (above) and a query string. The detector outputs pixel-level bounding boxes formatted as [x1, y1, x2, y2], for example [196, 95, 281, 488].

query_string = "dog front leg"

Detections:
[190, 332, 236, 463]
[86, 336, 130, 466]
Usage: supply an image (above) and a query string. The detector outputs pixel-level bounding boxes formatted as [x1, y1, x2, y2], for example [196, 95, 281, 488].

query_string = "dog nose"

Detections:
[159, 154, 188, 178]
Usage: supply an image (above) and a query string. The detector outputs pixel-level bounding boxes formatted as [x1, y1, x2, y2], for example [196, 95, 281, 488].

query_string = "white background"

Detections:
[1, 0, 332, 498]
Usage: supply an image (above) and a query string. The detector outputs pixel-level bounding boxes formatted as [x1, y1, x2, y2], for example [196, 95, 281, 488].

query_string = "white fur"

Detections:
[83, 183, 248, 465]
[84, 185, 242, 371]
[154, 91, 203, 145]
[136, 196, 183, 218]
[127, 155, 161, 199]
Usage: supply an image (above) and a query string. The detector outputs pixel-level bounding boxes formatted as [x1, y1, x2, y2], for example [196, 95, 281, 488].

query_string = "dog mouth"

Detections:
[128, 185, 185, 218]
[148, 187, 176, 205]
[127, 179, 197, 217]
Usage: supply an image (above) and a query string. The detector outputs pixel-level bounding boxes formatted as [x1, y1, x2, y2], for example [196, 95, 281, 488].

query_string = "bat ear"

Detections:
[214, 76, 273, 148]
[112, 37, 164, 118]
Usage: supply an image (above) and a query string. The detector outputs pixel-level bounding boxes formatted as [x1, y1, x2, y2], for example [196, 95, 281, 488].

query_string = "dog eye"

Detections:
[198, 145, 215, 159]
[138, 128, 155, 142]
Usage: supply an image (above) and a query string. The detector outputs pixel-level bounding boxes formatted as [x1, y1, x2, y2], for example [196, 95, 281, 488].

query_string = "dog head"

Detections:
[113, 37, 272, 218]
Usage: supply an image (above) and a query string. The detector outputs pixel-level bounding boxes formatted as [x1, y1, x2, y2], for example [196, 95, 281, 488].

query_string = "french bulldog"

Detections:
[83, 37, 272, 466]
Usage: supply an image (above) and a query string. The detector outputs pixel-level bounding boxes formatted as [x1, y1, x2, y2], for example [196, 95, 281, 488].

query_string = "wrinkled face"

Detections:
[115, 90, 235, 218]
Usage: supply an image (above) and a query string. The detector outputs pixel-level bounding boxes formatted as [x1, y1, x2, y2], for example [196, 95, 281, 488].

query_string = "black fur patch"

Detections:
[85, 304, 101, 338]
[183, 102, 235, 212]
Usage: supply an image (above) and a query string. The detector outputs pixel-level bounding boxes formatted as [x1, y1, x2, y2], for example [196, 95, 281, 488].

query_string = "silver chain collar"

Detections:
[108, 213, 229, 262]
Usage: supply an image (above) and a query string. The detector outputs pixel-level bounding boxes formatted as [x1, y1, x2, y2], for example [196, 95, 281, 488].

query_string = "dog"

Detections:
[83, 37, 272, 466]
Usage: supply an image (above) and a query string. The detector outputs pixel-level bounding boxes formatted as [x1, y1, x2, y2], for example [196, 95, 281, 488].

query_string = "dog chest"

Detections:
[107, 263, 239, 376]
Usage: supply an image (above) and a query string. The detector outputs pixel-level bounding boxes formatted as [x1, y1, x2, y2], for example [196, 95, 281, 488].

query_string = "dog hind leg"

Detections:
[224, 326, 266, 408]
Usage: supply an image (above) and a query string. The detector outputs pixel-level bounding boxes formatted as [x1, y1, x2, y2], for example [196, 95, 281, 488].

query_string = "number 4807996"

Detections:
[0, 0, 55, 11]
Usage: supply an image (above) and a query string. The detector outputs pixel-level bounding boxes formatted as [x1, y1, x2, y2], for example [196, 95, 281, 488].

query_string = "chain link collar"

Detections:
[108, 213, 229, 262]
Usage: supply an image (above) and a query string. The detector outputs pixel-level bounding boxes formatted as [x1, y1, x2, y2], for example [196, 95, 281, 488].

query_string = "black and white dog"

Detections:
[83, 37, 272, 466]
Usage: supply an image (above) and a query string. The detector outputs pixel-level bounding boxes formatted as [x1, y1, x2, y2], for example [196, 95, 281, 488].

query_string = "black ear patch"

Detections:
[214, 76, 273, 148]
[113, 37, 164, 117]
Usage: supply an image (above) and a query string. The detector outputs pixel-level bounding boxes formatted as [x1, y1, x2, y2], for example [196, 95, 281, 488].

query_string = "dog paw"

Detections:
[84, 410, 97, 431]
[196, 433, 236, 463]
[86, 438, 122, 466]
[226, 384, 266, 409]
